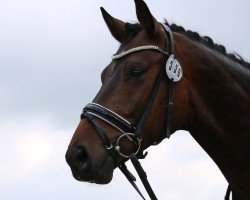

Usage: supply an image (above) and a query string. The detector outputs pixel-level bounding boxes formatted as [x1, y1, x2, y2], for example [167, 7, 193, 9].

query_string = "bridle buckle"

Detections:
[105, 144, 114, 150]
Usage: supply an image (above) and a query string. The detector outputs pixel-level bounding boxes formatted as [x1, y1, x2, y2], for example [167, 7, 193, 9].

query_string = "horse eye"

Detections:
[129, 68, 144, 79]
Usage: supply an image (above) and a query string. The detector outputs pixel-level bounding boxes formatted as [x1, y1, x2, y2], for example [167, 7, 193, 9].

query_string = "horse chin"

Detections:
[72, 156, 115, 185]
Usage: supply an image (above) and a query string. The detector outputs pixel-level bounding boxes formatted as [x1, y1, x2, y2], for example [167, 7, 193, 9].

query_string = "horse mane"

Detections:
[124, 22, 250, 69]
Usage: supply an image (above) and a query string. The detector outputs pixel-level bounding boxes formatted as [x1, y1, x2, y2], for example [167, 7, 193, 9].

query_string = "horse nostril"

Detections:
[72, 146, 91, 172]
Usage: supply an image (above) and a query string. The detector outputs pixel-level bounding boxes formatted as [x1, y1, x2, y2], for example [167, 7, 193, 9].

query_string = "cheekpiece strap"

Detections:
[161, 23, 175, 54]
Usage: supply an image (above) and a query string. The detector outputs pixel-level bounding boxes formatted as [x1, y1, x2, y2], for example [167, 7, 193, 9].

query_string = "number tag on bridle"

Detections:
[166, 54, 183, 82]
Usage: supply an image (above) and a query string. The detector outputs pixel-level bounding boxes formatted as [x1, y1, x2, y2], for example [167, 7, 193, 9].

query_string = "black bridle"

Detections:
[81, 24, 175, 200]
[80, 24, 232, 200]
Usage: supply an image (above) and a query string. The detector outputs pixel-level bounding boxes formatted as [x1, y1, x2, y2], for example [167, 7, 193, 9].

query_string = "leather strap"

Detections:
[225, 185, 232, 200]
[131, 156, 158, 200]
[83, 103, 136, 133]
[166, 79, 174, 139]
[119, 164, 146, 200]
[134, 54, 166, 138]
[84, 113, 112, 148]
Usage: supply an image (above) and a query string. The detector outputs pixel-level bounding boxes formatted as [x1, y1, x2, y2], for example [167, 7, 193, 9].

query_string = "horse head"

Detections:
[65, 0, 189, 184]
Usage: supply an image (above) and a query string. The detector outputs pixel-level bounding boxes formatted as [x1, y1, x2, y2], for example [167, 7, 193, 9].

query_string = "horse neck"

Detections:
[174, 33, 250, 196]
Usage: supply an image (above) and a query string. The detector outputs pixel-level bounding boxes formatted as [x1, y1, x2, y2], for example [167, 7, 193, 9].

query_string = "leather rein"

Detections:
[80, 24, 231, 200]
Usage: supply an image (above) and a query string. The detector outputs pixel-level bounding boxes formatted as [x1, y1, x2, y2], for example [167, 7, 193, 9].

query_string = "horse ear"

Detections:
[100, 7, 126, 43]
[134, 0, 157, 37]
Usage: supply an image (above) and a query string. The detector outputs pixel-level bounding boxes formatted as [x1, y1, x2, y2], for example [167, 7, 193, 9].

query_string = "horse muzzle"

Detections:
[65, 144, 115, 184]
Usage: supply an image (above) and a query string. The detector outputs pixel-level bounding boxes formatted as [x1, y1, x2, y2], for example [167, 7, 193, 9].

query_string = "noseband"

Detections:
[81, 24, 182, 200]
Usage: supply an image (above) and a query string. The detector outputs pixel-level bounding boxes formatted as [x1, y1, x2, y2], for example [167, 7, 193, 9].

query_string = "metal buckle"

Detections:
[115, 133, 142, 158]
[105, 144, 113, 150]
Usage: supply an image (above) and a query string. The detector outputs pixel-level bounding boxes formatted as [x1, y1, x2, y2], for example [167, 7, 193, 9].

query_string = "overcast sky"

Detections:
[0, 0, 249, 200]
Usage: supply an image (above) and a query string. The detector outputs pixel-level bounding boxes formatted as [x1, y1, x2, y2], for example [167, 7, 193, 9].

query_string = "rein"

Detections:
[80, 23, 231, 199]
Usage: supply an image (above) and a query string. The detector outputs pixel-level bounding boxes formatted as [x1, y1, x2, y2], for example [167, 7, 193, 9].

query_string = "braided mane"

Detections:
[124, 22, 250, 69]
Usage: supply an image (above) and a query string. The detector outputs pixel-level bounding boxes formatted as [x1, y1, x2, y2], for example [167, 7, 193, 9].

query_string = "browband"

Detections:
[112, 45, 168, 60]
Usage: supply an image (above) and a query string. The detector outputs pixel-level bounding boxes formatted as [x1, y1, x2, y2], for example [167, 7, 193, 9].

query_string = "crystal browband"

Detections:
[111, 45, 168, 60]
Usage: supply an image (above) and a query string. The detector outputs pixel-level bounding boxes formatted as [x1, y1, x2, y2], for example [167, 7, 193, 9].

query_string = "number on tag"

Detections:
[165, 54, 183, 82]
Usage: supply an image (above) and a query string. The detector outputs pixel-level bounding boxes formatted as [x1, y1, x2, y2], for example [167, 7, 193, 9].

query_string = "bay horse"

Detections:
[66, 0, 250, 199]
